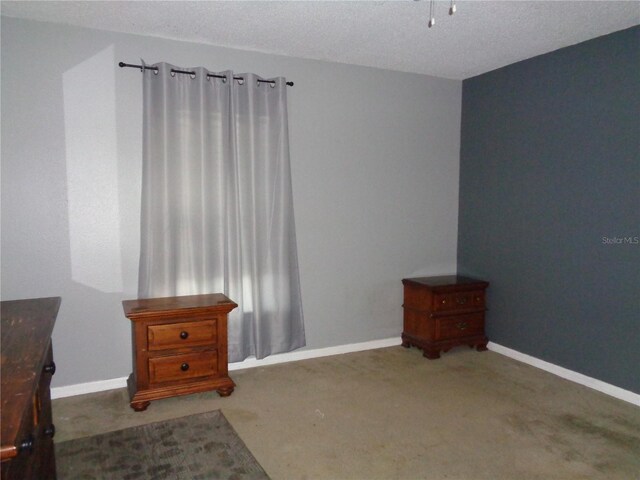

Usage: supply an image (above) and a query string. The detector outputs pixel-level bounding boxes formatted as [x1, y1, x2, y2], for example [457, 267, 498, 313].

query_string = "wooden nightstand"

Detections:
[401, 276, 489, 359]
[123, 293, 237, 411]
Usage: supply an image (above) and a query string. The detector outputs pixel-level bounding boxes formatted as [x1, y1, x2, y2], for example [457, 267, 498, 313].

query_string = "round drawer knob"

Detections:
[181, 363, 190, 371]
[44, 424, 56, 438]
[19, 435, 34, 454]
[180, 331, 189, 340]
[43, 361, 56, 375]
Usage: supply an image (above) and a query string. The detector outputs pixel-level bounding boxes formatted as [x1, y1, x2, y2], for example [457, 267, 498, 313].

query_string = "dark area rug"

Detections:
[55, 410, 270, 479]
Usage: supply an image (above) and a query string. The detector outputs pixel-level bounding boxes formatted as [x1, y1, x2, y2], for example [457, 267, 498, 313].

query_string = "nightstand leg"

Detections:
[217, 386, 234, 397]
[423, 347, 441, 360]
[130, 401, 150, 412]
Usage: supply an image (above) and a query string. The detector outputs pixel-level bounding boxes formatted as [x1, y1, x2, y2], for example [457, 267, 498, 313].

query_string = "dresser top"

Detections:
[123, 293, 237, 319]
[402, 275, 488, 291]
[1, 297, 61, 461]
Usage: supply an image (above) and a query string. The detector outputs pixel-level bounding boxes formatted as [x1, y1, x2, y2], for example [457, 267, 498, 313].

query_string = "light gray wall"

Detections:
[1, 17, 462, 388]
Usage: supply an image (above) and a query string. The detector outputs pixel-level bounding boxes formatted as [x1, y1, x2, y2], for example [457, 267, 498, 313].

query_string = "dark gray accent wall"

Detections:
[458, 26, 640, 393]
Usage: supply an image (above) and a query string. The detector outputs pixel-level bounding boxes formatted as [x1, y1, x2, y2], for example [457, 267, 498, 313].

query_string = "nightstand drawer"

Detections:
[147, 319, 217, 351]
[433, 290, 485, 312]
[436, 313, 484, 340]
[148, 351, 218, 384]
[403, 283, 431, 309]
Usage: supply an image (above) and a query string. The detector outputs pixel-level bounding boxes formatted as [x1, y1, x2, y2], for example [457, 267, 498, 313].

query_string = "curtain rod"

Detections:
[118, 62, 294, 86]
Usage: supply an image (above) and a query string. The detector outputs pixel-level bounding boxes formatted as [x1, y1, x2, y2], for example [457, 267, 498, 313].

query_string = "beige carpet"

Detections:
[53, 346, 640, 479]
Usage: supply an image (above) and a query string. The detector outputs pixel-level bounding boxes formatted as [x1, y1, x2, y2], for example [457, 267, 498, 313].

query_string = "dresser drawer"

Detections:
[403, 283, 431, 309]
[148, 351, 218, 384]
[147, 319, 217, 351]
[433, 290, 485, 312]
[436, 313, 484, 340]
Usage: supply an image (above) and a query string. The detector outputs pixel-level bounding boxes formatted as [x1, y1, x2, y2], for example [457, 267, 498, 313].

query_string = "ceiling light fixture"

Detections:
[421, 0, 457, 28]
[428, 0, 435, 28]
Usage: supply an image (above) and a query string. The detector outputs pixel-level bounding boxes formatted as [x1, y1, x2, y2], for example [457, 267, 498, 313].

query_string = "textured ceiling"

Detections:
[2, 1, 639, 79]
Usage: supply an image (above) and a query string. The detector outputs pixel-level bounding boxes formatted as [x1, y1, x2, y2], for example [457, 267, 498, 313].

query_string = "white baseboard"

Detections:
[51, 337, 402, 400]
[228, 337, 401, 371]
[488, 342, 640, 406]
[52, 338, 639, 407]
[51, 376, 128, 400]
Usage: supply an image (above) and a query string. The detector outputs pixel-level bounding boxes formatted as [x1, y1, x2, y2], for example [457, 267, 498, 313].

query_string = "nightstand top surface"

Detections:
[402, 275, 488, 289]
[123, 293, 237, 318]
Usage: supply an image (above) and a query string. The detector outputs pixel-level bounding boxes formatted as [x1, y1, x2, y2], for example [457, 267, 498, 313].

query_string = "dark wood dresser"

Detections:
[1, 297, 60, 480]
[123, 293, 237, 411]
[402, 276, 489, 359]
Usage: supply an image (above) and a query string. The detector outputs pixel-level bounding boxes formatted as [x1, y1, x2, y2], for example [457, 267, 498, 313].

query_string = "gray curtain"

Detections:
[138, 62, 305, 362]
